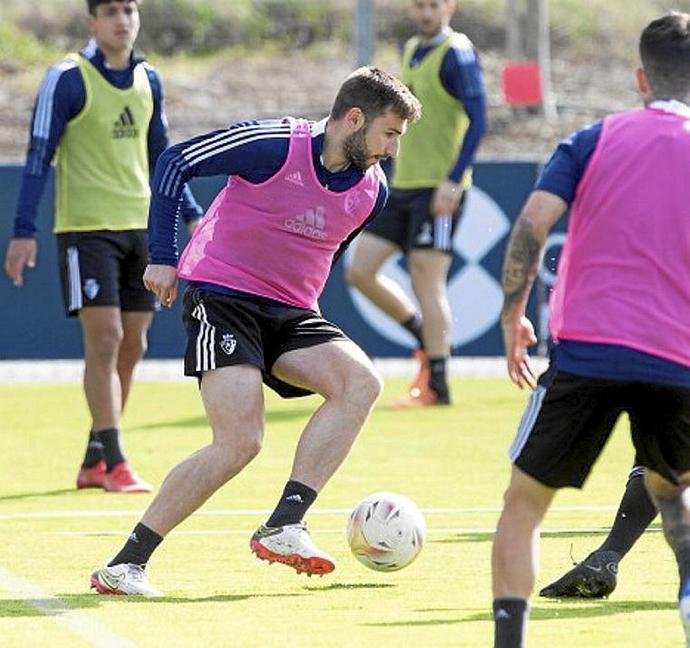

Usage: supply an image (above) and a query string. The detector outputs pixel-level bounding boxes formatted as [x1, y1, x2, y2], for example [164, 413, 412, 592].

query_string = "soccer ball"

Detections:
[346, 492, 426, 571]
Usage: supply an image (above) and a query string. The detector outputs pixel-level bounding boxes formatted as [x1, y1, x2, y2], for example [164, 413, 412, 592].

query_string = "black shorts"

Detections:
[510, 368, 690, 487]
[57, 230, 155, 317]
[182, 285, 350, 398]
[365, 188, 466, 253]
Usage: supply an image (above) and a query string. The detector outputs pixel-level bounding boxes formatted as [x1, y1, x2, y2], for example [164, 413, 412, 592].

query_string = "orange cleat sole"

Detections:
[250, 539, 335, 576]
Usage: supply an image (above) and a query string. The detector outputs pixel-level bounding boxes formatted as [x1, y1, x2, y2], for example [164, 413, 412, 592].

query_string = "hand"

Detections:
[187, 218, 201, 235]
[4, 238, 37, 287]
[502, 314, 538, 389]
[143, 264, 178, 307]
[431, 180, 463, 217]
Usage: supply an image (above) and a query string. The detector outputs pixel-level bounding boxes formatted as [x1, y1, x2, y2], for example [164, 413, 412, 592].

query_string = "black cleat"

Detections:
[539, 550, 620, 599]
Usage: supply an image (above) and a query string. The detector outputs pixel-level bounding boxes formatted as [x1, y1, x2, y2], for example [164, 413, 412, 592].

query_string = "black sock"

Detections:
[108, 523, 163, 568]
[402, 313, 424, 349]
[428, 356, 449, 399]
[82, 430, 104, 468]
[94, 428, 127, 472]
[266, 480, 317, 528]
[599, 470, 657, 558]
[493, 598, 528, 648]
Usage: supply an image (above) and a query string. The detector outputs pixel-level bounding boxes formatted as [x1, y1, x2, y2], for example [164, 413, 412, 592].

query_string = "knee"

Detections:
[86, 327, 124, 361]
[345, 263, 366, 288]
[122, 330, 148, 360]
[342, 365, 383, 409]
[225, 430, 264, 469]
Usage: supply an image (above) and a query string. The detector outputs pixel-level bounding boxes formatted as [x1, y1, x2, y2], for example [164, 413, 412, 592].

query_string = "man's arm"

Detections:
[144, 66, 203, 232]
[433, 43, 488, 216]
[501, 190, 567, 388]
[5, 61, 82, 287]
[147, 120, 291, 266]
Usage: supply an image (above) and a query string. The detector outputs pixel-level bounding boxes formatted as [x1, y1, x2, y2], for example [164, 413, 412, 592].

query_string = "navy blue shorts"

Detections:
[510, 366, 690, 488]
[56, 230, 155, 317]
[364, 188, 466, 253]
[181, 285, 349, 398]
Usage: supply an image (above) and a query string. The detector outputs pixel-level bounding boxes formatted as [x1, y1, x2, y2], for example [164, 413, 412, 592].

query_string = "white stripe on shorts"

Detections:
[509, 384, 547, 462]
[434, 214, 453, 251]
[192, 302, 216, 372]
[66, 246, 82, 313]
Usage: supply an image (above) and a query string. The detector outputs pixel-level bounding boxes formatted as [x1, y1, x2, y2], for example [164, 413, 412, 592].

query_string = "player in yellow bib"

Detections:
[347, 0, 487, 407]
[3, 0, 201, 492]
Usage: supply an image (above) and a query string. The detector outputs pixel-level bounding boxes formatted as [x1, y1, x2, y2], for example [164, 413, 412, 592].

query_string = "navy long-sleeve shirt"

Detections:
[148, 118, 388, 267]
[13, 40, 202, 238]
[408, 29, 488, 183]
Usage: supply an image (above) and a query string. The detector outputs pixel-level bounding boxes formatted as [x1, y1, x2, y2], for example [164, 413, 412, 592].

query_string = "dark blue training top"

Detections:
[148, 118, 388, 269]
[535, 118, 690, 387]
[407, 28, 488, 184]
[13, 40, 202, 238]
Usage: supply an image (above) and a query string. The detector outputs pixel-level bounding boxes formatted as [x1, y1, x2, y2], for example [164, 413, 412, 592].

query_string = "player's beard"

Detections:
[343, 127, 373, 170]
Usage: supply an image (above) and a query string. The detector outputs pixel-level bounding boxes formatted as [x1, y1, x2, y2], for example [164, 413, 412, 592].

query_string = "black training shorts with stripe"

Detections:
[364, 188, 466, 253]
[182, 285, 349, 398]
[57, 230, 155, 317]
[510, 362, 690, 487]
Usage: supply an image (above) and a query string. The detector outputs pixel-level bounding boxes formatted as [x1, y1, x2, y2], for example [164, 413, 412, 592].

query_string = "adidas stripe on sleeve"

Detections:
[148, 120, 293, 265]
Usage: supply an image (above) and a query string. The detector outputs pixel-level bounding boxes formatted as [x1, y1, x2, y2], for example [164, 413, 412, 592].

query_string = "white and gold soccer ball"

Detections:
[346, 492, 426, 572]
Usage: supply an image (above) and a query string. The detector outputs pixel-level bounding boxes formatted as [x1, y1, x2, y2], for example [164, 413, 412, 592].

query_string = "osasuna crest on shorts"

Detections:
[220, 333, 237, 355]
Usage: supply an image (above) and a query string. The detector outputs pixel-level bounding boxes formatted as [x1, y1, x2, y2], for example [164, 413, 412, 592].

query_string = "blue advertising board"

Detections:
[0, 162, 542, 360]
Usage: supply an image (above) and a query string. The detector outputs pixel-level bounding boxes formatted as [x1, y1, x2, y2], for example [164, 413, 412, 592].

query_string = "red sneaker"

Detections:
[103, 462, 153, 493]
[391, 387, 451, 409]
[408, 349, 430, 396]
[76, 460, 106, 489]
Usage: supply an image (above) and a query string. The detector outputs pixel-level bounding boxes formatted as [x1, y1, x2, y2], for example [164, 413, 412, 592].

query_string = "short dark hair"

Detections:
[330, 66, 422, 124]
[87, 0, 138, 16]
[640, 12, 690, 101]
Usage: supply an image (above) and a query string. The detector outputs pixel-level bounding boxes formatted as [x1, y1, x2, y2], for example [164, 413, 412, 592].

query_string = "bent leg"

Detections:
[141, 365, 265, 536]
[272, 339, 382, 491]
[346, 233, 417, 323]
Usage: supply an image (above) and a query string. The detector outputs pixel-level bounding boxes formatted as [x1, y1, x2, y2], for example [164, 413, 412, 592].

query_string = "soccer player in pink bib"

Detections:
[90, 67, 420, 596]
[490, 13, 690, 647]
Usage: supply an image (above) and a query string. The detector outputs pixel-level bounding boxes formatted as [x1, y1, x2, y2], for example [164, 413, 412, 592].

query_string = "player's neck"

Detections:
[98, 45, 133, 71]
[321, 120, 350, 173]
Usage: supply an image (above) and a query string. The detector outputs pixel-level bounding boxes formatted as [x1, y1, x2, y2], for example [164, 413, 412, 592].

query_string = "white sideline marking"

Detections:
[0, 566, 138, 648]
[0, 505, 619, 521]
[50, 527, 663, 537]
[0, 357, 549, 383]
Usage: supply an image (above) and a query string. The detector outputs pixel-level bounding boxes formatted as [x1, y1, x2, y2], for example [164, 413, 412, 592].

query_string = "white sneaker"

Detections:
[250, 522, 335, 576]
[90, 563, 163, 597]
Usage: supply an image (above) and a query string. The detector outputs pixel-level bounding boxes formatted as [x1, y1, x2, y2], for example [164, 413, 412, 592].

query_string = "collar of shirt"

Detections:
[81, 38, 144, 73]
[648, 99, 690, 118]
[417, 26, 451, 48]
[309, 116, 364, 189]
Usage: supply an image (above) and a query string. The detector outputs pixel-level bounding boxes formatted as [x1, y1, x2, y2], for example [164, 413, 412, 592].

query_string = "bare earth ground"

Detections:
[0, 48, 639, 163]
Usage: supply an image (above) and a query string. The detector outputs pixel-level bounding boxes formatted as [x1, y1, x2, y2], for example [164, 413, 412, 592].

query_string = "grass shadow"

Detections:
[460, 600, 678, 624]
[303, 582, 396, 592]
[0, 592, 307, 617]
[432, 530, 620, 545]
[130, 408, 315, 432]
[0, 488, 75, 502]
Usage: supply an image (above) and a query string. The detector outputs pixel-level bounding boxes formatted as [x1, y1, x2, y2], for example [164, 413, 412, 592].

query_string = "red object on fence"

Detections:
[501, 61, 543, 106]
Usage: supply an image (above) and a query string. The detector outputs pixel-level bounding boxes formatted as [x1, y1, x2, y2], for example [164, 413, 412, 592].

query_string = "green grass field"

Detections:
[0, 377, 681, 647]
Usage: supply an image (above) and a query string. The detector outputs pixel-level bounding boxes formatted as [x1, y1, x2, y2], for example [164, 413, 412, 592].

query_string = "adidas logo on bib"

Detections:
[284, 207, 327, 240]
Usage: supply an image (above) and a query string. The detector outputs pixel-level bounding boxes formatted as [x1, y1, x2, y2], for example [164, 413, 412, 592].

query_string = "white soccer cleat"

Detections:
[250, 522, 335, 576]
[680, 589, 690, 647]
[90, 563, 163, 597]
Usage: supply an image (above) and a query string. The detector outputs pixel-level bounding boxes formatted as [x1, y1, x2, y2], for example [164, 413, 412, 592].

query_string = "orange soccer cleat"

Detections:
[103, 462, 153, 493]
[76, 460, 107, 489]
